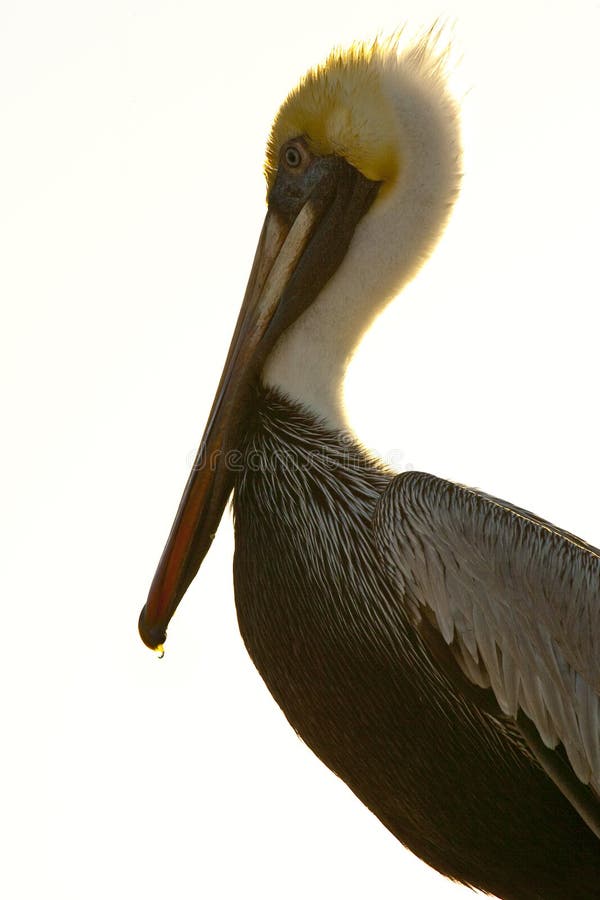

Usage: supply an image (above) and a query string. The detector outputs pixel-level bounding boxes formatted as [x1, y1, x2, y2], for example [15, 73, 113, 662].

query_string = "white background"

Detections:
[2, 1, 600, 898]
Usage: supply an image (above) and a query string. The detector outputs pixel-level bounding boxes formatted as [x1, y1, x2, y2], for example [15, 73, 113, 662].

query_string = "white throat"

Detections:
[262, 49, 461, 430]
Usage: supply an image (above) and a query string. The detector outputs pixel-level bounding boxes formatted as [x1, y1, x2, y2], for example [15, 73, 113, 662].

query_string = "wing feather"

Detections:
[374, 471, 600, 794]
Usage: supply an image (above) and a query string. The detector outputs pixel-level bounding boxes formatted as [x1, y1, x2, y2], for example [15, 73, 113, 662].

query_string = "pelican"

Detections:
[139, 33, 600, 898]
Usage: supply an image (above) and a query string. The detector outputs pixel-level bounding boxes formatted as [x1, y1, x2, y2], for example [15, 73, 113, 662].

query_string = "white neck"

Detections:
[262, 53, 461, 429]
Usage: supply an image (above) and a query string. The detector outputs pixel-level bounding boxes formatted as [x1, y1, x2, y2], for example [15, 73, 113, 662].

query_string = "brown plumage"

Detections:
[141, 34, 600, 898]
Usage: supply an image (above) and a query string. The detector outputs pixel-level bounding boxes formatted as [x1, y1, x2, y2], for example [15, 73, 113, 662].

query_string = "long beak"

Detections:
[139, 156, 379, 651]
[139, 202, 321, 650]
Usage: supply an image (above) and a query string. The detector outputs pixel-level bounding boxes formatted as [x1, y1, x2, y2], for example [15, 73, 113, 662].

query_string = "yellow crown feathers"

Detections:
[265, 29, 454, 192]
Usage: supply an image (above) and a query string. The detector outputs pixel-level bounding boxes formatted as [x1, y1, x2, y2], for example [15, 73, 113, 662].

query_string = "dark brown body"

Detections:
[232, 388, 600, 900]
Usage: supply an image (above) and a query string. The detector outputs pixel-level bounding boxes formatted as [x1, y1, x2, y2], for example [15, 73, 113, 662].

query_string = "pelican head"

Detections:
[139, 32, 462, 650]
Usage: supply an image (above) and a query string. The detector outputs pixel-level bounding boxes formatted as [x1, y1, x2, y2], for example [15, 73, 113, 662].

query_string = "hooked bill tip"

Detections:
[138, 604, 168, 652]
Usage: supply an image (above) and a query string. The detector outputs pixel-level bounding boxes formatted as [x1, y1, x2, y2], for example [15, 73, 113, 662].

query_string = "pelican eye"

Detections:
[284, 145, 302, 168]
